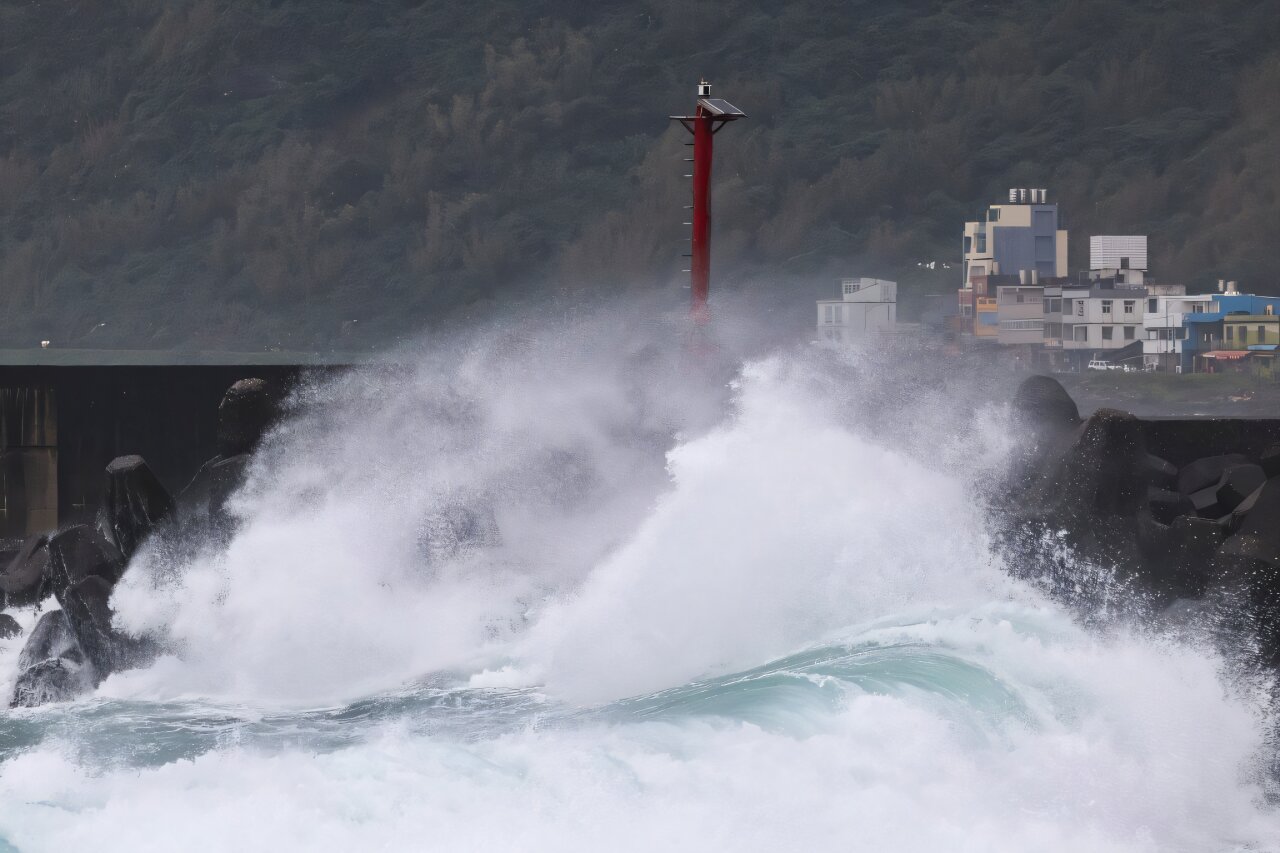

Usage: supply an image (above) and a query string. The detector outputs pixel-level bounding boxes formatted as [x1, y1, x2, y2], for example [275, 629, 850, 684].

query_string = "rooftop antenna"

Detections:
[670, 80, 746, 324]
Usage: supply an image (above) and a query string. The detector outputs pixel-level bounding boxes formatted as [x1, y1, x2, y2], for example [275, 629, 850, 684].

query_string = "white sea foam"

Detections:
[2, 609, 1276, 852]
[2, 299, 1278, 851]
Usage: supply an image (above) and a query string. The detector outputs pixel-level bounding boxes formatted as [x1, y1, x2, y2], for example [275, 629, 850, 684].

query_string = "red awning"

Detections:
[1202, 351, 1251, 360]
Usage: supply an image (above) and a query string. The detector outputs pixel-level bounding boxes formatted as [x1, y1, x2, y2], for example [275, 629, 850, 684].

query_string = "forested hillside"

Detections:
[1, 0, 1278, 349]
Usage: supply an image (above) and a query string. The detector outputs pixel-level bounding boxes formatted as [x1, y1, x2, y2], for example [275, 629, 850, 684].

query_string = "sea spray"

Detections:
[1, 299, 1277, 851]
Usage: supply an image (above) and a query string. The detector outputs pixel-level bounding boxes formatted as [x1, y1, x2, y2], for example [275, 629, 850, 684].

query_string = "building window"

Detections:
[963, 236, 972, 254]
[1043, 298, 1052, 313]
[1103, 326, 1114, 341]
[1260, 325, 1267, 340]
[1123, 300, 1135, 314]
[1193, 304, 1204, 313]
[1074, 326, 1087, 342]
[976, 235, 987, 253]
[1148, 298, 1158, 313]
[988, 207, 1000, 222]
[1124, 326, 1135, 340]
[1227, 326, 1234, 341]
[823, 306, 833, 324]
[1240, 327, 1248, 345]
[1076, 302, 1084, 317]
[1102, 300, 1113, 315]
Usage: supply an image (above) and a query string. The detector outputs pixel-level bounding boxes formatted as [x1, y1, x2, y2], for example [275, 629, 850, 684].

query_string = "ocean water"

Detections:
[0, 304, 1277, 852]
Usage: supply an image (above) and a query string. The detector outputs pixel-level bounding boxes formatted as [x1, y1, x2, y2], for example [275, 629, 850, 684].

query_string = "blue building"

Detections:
[1181, 293, 1280, 373]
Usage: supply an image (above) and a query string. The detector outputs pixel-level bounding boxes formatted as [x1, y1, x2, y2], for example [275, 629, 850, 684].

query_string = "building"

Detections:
[1171, 284, 1280, 373]
[1142, 285, 1213, 372]
[959, 188, 1068, 332]
[1223, 310, 1280, 350]
[1089, 236, 1148, 277]
[816, 278, 897, 344]
[995, 284, 1045, 345]
[1043, 278, 1147, 369]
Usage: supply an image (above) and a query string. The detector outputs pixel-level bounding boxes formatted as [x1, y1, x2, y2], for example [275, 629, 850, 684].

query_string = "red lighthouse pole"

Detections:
[690, 106, 713, 322]
[671, 81, 745, 325]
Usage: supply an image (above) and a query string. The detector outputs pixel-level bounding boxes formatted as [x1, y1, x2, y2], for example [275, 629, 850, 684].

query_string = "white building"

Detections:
[1142, 285, 1210, 372]
[1043, 279, 1147, 367]
[817, 278, 897, 343]
[1090, 235, 1148, 273]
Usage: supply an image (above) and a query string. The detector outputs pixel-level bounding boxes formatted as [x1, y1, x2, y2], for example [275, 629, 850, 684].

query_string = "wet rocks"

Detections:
[12, 658, 95, 708]
[1148, 487, 1193, 525]
[4, 377, 279, 706]
[178, 379, 277, 530]
[98, 455, 175, 559]
[178, 453, 251, 526]
[0, 534, 50, 607]
[1003, 374, 1280, 664]
[11, 610, 95, 707]
[216, 378, 274, 457]
[1217, 464, 1266, 514]
[0, 612, 19, 639]
[1177, 454, 1249, 496]
[1012, 374, 1081, 434]
[44, 525, 125, 601]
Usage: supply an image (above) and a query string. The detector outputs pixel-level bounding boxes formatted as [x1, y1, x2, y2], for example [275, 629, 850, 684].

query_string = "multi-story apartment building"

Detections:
[1182, 285, 1280, 370]
[816, 277, 897, 344]
[996, 284, 1045, 346]
[959, 188, 1068, 332]
[1142, 285, 1212, 372]
[1042, 279, 1146, 368]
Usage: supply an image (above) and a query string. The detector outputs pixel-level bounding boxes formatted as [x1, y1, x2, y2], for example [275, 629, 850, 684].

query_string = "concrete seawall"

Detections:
[1140, 418, 1280, 467]
[0, 363, 347, 540]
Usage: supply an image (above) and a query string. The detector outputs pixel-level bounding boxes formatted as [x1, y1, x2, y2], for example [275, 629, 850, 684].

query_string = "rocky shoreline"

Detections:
[1001, 375, 1280, 669]
[6, 370, 1280, 707]
[0, 378, 276, 706]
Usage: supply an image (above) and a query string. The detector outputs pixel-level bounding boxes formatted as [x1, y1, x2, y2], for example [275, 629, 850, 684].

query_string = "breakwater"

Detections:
[1003, 375, 1280, 668]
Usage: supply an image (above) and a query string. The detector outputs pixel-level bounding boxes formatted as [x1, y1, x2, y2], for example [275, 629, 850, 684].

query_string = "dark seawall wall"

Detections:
[0, 365, 321, 539]
[1140, 419, 1280, 467]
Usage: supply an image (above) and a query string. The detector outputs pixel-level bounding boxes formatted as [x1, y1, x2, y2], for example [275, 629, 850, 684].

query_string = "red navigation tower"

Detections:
[670, 81, 746, 324]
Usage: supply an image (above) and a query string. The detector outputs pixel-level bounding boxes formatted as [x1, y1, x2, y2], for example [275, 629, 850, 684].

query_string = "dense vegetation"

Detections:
[0, 0, 1277, 350]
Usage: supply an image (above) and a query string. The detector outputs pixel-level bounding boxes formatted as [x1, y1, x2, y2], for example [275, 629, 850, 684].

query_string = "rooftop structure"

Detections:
[816, 278, 897, 344]
[1090, 236, 1148, 272]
